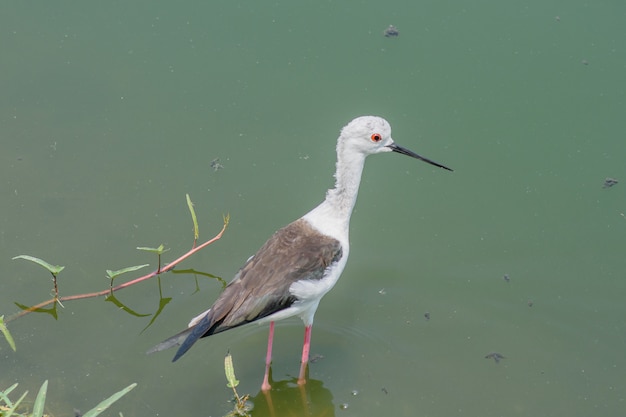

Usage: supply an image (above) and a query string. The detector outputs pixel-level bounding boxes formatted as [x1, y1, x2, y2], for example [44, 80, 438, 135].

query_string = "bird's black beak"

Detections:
[387, 143, 453, 171]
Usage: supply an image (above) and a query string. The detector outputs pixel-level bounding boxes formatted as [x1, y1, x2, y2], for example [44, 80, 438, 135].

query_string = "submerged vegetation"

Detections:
[0, 380, 136, 417]
[3, 195, 229, 416]
[5, 194, 228, 323]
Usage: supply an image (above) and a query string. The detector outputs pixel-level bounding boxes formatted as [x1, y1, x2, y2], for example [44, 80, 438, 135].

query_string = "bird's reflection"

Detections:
[249, 366, 335, 417]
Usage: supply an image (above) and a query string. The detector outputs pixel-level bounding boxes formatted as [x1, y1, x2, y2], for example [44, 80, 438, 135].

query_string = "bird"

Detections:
[148, 115, 452, 390]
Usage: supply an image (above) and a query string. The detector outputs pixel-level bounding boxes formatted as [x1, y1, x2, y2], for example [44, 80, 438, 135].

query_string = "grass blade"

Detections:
[31, 380, 48, 417]
[82, 383, 137, 417]
[5, 389, 29, 415]
[0, 315, 16, 351]
[186, 194, 199, 241]
[0, 382, 19, 400]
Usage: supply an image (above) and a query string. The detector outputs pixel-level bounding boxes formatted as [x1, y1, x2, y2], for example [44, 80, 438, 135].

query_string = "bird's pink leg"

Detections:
[297, 325, 312, 385]
[261, 321, 275, 391]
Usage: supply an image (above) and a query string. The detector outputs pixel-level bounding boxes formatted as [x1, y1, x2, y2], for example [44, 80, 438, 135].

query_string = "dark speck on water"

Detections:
[310, 353, 324, 363]
[485, 352, 505, 363]
[424, 312, 430, 320]
[210, 158, 224, 172]
[503, 273, 510, 283]
[383, 25, 399, 37]
[603, 177, 618, 188]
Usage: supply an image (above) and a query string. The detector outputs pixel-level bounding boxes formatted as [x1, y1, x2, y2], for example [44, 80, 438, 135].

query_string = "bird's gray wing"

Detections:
[148, 218, 342, 361]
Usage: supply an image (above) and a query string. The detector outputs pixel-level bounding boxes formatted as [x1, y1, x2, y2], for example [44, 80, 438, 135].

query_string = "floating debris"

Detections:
[485, 352, 505, 363]
[503, 273, 510, 283]
[381, 387, 389, 394]
[603, 177, 618, 188]
[210, 158, 224, 172]
[383, 25, 399, 37]
[310, 353, 325, 363]
[424, 312, 431, 321]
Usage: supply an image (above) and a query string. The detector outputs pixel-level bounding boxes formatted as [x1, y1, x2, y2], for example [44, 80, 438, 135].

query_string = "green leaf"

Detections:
[4, 387, 29, 415]
[106, 264, 149, 280]
[1, 382, 19, 399]
[32, 380, 48, 417]
[14, 301, 59, 320]
[12, 255, 64, 275]
[225, 352, 239, 388]
[187, 193, 199, 241]
[104, 294, 151, 318]
[136, 244, 169, 255]
[170, 268, 227, 289]
[140, 295, 172, 334]
[82, 383, 137, 417]
[0, 315, 16, 351]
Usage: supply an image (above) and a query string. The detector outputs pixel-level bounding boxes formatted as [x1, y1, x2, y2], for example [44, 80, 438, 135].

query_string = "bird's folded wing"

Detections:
[147, 218, 342, 360]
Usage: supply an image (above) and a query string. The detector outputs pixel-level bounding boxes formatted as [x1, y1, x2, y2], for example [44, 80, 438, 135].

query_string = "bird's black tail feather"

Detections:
[146, 326, 194, 356]
[171, 314, 214, 361]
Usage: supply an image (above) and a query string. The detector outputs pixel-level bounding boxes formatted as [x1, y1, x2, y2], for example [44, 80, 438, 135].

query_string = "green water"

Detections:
[1, 1, 625, 416]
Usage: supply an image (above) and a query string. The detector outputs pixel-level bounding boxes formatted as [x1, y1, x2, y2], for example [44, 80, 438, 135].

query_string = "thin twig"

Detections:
[7, 219, 228, 323]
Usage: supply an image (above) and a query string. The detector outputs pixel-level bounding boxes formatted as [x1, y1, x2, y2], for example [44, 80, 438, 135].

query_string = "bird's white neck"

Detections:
[325, 143, 367, 218]
[303, 140, 367, 241]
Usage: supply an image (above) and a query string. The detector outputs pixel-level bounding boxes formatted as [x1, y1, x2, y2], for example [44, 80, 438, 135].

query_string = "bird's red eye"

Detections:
[371, 133, 382, 142]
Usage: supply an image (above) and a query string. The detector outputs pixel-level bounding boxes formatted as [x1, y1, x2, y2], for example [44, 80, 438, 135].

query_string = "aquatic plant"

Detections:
[0, 380, 136, 417]
[6, 195, 229, 324]
[224, 353, 251, 417]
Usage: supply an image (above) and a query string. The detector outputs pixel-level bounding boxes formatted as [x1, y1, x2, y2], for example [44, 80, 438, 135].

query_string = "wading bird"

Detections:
[149, 116, 452, 390]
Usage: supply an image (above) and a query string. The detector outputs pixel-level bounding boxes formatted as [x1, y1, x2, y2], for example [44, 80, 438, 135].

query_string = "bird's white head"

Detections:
[307, 115, 451, 230]
[339, 116, 394, 156]
[339, 116, 453, 170]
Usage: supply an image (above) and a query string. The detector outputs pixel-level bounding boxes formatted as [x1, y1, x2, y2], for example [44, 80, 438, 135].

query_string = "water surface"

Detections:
[1, 1, 625, 416]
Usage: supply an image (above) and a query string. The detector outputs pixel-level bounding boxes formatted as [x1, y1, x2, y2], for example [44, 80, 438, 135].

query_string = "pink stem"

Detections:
[7, 221, 229, 322]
